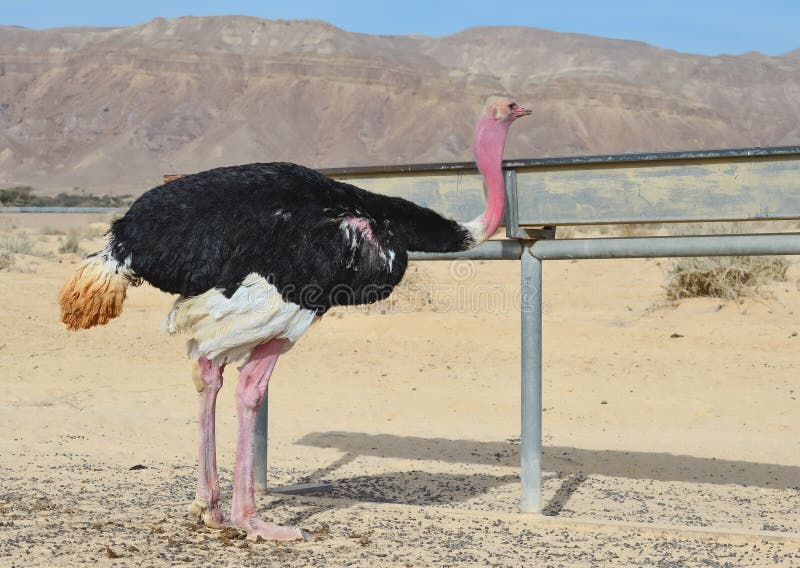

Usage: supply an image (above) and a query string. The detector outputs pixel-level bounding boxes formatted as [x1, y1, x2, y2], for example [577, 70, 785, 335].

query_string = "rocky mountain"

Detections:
[1, 16, 798, 195]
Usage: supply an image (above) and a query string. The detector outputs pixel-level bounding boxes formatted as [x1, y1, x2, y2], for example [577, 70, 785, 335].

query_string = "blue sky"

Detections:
[1, 0, 798, 56]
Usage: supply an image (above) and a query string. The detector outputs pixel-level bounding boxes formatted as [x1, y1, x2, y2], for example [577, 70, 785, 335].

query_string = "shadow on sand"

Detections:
[290, 431, 800, 515]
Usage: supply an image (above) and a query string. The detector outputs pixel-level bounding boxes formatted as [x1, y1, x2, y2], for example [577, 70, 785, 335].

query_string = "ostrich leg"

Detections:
[188, 357, 226, 527]
[230, 339, 309, 541]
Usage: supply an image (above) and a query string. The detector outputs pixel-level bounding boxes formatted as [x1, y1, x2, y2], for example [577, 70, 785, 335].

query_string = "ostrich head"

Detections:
[481, 96, 532, 123]
[473, 95, 531, 176]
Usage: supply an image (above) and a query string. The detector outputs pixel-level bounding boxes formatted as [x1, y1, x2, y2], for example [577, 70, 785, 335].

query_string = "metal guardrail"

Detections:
[324, 145, 800, 227]
[320, 145, 800, 175]
[411, 233, 800, 261]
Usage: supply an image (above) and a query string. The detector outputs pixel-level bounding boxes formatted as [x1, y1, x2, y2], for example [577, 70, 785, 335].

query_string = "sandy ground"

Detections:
[1, 229, 799, 567]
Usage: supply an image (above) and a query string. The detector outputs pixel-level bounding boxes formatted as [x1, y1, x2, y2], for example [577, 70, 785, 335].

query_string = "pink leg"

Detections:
[187, 357, 226, 527]
[230, 340, 308, 541]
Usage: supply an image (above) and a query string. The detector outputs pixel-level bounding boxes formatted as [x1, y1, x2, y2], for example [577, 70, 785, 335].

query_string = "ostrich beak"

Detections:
[513, 105, 532, 118]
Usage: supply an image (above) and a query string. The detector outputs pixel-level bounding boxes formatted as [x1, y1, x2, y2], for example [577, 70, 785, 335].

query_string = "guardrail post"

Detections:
[520, 241, 543, 513]
[254, 388, 269, 493]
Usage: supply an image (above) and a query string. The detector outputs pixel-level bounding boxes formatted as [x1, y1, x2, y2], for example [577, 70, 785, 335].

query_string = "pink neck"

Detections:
[473, 116, 510, 238]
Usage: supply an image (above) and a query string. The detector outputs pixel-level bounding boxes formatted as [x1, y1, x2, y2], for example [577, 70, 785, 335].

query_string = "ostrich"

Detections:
[58, 96, 530, 541]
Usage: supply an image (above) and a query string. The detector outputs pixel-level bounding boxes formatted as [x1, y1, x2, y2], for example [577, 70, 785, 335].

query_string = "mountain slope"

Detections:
[1, 16, 798, 194]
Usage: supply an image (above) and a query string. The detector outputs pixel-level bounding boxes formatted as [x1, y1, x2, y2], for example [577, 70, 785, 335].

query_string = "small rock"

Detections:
[600, 400, 608, 405]
[670, 333, 684, 338]
[129, 464, 147, 470]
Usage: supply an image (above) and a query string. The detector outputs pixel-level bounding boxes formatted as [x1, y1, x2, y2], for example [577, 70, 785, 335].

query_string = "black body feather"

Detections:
[110, 162, 474, 314]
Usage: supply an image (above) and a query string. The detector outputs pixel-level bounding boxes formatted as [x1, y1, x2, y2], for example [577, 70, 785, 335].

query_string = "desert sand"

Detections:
[1, 226, 799, 567]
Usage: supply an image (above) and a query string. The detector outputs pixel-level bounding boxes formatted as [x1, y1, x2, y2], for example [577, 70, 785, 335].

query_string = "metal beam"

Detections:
[254, 388, 269, 493]
[520, 243, 543, 513]
[409, 239, 523, 261]
[254, 388, 332, 496]
[318, 145, 800, 176]
[530, 233, 800, 260]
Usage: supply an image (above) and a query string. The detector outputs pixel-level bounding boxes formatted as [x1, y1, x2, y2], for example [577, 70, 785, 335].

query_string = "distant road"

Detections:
[0, 207, 125, 213]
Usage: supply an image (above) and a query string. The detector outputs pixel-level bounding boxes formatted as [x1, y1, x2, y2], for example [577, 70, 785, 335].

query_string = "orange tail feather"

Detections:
[58, 258, 129, 330]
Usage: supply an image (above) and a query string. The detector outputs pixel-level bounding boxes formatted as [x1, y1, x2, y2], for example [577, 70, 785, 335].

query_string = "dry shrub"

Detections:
[0, 226, 35, 255]
[665, 256, 789, 301]
[58, 230, 84, 255]
[0, 224, 43, 271]
[0, 250, 13, 270]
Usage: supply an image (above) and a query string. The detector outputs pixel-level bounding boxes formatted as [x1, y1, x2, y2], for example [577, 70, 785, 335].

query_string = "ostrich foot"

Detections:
[230, 516, 310, 542]
[187, 499, 226, 528]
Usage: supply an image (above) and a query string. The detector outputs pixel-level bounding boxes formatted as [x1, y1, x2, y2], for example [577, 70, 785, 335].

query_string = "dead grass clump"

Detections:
[58, 230, 84, 255]
[0, 224, 44, 271]
[665, 256, 789, 301]
[0, 250, 13, 270]
[0, 227, 35, 255]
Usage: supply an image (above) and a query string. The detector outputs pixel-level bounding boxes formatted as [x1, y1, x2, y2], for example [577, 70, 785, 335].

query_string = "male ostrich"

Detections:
[58, 96, 530, 541]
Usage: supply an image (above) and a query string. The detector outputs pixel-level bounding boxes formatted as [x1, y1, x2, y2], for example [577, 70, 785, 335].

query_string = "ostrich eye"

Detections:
[508, 102, 517, 109]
